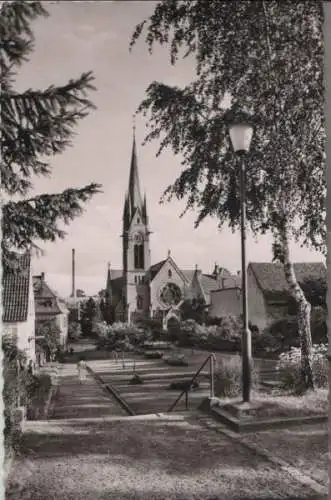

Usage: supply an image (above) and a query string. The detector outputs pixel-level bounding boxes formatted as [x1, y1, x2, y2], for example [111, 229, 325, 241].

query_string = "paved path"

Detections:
[5, 359, 326, 499]
[49, 363, 128, 420]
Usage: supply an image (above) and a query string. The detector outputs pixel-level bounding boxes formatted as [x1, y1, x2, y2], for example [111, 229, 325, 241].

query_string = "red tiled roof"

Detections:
[249, 262, 326, 301]
[3, 253, 31, 322]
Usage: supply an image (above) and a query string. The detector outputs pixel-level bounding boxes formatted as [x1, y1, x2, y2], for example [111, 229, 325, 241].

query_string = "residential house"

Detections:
[33, 273, 69, 349]
[3, 252, 36, 363]
[209, 262, 326, 330]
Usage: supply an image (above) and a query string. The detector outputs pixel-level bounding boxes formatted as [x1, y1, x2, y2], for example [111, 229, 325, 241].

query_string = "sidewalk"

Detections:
[49, 363, 127, 420]
[5, 362, 327, 500]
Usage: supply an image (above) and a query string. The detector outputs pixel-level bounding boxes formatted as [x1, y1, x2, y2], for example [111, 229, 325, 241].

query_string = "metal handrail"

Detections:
[167, 353, 216, 412]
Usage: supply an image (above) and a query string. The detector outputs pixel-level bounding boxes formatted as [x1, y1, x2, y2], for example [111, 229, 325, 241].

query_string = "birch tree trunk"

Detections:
[279, 224, 314, 391]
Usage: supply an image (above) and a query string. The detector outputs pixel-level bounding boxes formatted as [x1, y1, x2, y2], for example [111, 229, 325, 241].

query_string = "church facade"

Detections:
[104, 132, 233, 327]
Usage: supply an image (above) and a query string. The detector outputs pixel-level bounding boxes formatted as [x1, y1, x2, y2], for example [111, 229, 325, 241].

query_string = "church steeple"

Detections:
[127, 123, 143, 216]
[123, 122, 148, 231]
[122, 121, 151, 323]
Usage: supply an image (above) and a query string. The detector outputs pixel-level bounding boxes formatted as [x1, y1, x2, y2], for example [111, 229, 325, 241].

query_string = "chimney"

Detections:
[41, 272, 45, 281]
[72, 248, 76, 299]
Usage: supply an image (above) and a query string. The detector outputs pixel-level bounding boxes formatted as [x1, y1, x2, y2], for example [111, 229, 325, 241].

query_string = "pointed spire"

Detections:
[167, 249, 171, 258]
[127, 117, 143, 216]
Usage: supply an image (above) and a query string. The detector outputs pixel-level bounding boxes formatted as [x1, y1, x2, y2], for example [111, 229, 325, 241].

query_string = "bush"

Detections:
[144, 350, 163, 359]
[214, 355, 260, 398]
[277, 344, 328, 394]
[68, 321, 82, 341]
[3, 336, 37, 451]
[164, 354, 188, 366]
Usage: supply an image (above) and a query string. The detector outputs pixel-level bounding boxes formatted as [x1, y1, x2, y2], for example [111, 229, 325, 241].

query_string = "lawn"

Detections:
[217, 388, 328, 420]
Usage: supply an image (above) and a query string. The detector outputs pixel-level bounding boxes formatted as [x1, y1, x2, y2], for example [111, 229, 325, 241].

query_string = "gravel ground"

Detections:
[244, 422, 328, 487]
[6, 415, 322, 500]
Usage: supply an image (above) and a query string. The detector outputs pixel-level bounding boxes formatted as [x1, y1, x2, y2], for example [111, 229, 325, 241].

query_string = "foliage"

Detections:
[257, 309, 328, 355]
[131, 1, 324, 254]
[135, 317, 163, 340]
[1, 1, 101, 270]
[95, 321, 144, 351]
[178, 316, 241, 351]
[68, 321, 82, 341]
[180, 298, 207, 324]
[214, 355, 260, 398]
[3, 336, 34, 449]
[299, 277, 327, 308]
[35, 319, 61, 359]
[277, 345, 328, 394]
[80, 297, 97, 337]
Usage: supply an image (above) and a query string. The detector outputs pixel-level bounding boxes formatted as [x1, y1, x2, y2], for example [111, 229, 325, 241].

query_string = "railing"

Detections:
[167, 353, 216, 412]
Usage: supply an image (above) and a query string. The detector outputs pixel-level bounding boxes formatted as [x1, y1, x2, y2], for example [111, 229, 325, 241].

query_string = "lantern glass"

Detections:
[229, 124, 253, 153]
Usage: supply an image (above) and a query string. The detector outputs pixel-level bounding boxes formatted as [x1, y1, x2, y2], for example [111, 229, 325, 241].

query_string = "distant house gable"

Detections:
[249, 262, 326, 303]
[3, 252, 31, 323]
[33, 274, 62, 316]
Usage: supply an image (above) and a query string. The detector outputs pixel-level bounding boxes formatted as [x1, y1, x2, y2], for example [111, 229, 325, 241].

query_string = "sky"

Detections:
[16, 0, 323, 297]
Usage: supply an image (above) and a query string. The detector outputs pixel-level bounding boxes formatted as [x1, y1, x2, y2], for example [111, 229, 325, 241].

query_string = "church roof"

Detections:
[149, 260, 166, 279]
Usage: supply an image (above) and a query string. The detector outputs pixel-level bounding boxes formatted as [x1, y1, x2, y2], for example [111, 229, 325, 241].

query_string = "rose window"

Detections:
[159, 282, 182, 307]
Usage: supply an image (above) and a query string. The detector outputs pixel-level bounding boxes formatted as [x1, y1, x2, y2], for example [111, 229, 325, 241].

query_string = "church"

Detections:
[103, 130, 233, 328]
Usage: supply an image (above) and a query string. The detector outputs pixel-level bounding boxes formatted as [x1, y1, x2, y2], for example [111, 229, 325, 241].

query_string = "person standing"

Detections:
[77, 356, 87, 382]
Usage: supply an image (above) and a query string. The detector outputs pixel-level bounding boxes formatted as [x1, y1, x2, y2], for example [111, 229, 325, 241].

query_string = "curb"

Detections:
[197, 414, 328, 497]
[86, 365, 135, 416]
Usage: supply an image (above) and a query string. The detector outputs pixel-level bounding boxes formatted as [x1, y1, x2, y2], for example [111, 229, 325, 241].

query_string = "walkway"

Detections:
[49, 363, 127, 420]
[5, 359, 327, 499]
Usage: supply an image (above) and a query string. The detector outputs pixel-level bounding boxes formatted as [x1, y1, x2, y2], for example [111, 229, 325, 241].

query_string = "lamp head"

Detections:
[225, 107, 254, 153]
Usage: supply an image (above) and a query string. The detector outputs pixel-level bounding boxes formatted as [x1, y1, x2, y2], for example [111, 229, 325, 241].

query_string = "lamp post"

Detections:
[228, 113, 254, 403]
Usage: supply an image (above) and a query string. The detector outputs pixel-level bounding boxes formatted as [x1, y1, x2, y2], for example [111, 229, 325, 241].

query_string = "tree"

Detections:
[80, 297, 97, 337]
[35, 320, 61, 361]
[68, 321, 82, 341]
[130, 1, 324, 391]
[1, 2, 102, 270]
[180, 298, 207, 324]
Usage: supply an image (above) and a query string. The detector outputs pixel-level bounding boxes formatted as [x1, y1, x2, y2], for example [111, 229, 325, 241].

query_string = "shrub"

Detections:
[164, 354, 188, 366]
[277, 344, 328, 393]
[68, 321, 82, 341]
[144, 350, 163, 359]
[36, 320, 62, 361]
[3, 336, 36, 451]
[214, 355, 260, 398]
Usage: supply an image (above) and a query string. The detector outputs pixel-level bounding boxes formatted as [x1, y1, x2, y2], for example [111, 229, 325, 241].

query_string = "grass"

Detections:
[6, 415, 321, 500]
[217, 388, 327, 420]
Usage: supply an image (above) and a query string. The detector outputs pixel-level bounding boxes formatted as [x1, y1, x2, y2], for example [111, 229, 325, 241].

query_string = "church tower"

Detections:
[122, 126, 151, 322]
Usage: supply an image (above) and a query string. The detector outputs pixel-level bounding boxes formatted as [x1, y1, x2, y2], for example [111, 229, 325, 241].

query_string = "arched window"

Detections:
[168, 269, 172, 278]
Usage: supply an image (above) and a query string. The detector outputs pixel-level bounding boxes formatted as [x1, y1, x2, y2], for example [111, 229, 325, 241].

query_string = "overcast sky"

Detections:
[17, 1, 323, 297]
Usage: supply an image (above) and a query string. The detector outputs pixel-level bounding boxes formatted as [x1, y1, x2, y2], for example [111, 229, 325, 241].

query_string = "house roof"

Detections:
[33, 275, 64, 316]
[200, 274, 220, 295]
[249, 262, 326, 301]
[3, 253, 31, 323]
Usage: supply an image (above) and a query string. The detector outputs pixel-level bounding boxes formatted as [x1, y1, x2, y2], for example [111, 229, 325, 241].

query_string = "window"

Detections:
[137, 218, 140, 223]
[134, 276, 137, 284]
[168, 269, 172, 278]
[134, 244, 145, 269]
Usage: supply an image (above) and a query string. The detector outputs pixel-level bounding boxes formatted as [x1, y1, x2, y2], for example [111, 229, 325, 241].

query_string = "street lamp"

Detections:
[227, 110, 254, 403]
